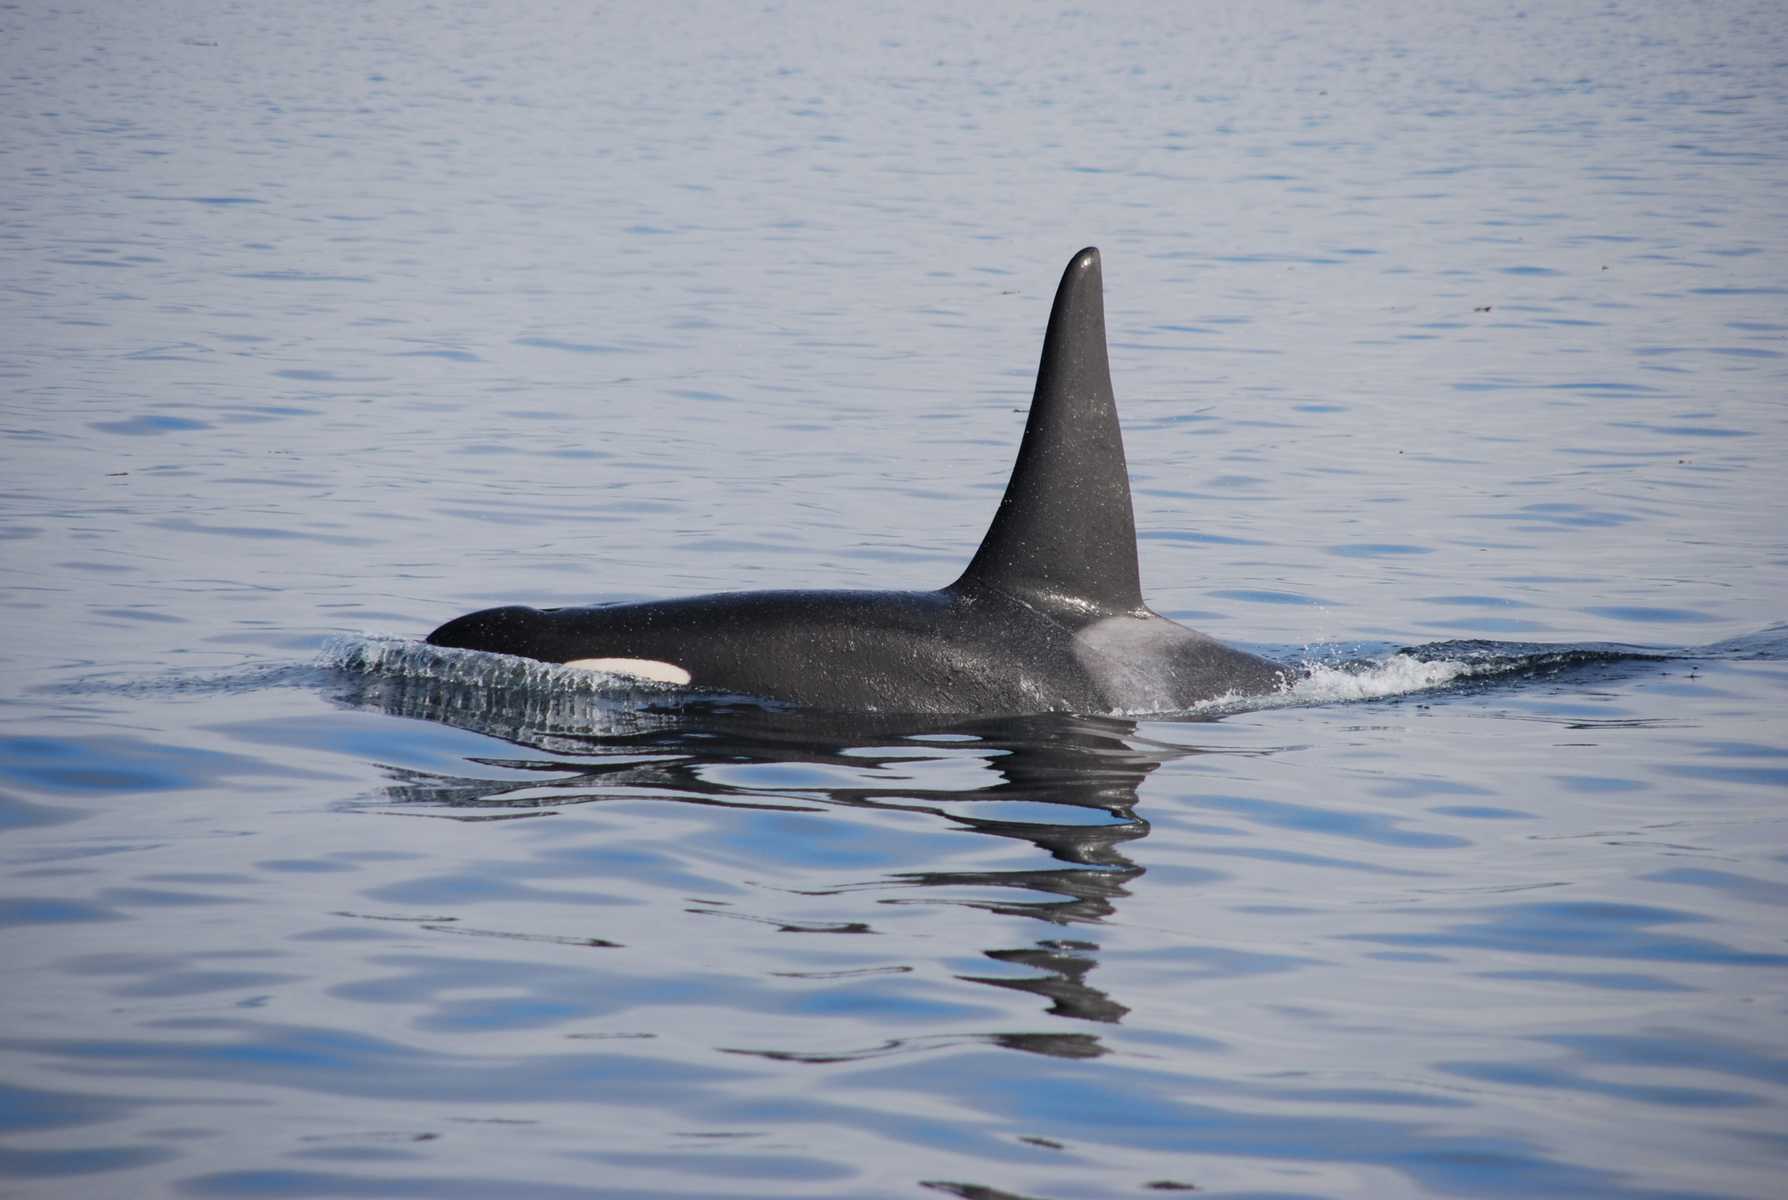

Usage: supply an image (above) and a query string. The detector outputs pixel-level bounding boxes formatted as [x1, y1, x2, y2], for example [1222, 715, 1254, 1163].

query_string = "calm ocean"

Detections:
[3, 3, 1785, 1196]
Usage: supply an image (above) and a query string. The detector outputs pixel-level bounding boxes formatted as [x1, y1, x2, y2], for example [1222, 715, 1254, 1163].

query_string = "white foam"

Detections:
[1111, 652, 1487, 717]
[1285, 653, 1474, 704]
[324, 635, 693, 694]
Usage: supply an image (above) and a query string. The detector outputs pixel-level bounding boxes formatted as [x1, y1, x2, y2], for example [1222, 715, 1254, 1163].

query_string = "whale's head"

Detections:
[426, 605, 552, 656]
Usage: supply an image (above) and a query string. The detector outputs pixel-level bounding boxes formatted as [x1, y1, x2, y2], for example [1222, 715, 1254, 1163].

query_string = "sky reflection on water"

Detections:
[3, 0, 1786, 1196]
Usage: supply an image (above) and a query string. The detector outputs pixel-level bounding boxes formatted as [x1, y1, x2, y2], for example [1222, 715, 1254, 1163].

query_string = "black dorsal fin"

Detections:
[952, 247, 1145, 616]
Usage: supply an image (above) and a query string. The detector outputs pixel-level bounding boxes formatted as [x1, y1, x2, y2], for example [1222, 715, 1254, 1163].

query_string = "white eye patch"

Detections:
[562, 658, 692, 686]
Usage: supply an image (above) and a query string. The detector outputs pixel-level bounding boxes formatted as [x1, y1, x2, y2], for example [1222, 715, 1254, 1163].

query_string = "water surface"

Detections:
[3, 2, 1786, 1197]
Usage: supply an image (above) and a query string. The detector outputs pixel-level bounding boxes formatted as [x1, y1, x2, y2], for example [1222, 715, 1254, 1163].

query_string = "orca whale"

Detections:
[426, 248, 1287, 715]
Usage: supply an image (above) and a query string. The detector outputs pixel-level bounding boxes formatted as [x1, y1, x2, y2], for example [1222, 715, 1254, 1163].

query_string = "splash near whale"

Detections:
[426, 248, 1287, 715]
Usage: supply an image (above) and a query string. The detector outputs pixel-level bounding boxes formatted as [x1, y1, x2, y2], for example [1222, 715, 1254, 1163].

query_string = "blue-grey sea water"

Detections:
[3, 2, 1786, 1197]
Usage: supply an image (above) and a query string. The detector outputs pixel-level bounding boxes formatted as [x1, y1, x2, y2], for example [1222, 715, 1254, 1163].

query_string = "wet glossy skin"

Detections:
[427, 582, 1285, 715]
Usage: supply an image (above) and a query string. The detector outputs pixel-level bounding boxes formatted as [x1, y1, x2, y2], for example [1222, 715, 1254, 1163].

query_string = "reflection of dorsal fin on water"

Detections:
[952, 248, 1145, 617]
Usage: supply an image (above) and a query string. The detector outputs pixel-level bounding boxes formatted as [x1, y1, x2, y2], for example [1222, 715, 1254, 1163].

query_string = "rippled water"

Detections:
[4, 2, 1787, 1197]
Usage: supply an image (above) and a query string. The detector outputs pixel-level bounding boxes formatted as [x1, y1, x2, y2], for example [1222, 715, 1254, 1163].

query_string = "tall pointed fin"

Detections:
[953, 248, 1144, 616]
